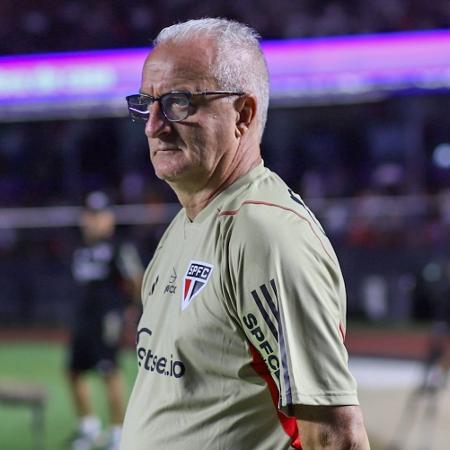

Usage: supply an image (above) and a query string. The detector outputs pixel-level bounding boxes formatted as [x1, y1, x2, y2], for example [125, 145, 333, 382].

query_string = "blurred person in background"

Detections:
[121, 18, 370, 450]
[67, 191, 143, 450]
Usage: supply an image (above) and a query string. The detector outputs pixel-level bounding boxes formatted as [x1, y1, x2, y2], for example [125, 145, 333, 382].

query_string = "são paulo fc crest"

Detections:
[182, 260, 214, 310]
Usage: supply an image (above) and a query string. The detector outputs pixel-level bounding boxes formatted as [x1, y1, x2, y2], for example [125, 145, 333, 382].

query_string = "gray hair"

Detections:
[154, 18, 270, 142]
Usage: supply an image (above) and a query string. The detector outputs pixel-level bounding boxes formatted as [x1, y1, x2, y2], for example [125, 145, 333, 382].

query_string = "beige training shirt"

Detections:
[120, 163, 358, 450]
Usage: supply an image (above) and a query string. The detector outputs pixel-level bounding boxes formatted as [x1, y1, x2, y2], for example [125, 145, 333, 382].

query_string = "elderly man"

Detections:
[121, 18, 370, 450]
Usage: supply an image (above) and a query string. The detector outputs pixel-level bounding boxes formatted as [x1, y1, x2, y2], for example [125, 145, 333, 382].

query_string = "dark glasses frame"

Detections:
[125, 90, 245, 122]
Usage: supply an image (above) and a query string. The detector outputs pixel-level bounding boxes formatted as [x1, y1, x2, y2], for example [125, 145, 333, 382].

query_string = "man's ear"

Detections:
[235, 95, 257, 138]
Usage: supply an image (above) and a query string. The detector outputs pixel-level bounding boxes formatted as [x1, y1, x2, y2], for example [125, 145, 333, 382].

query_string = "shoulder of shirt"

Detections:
[216, 167, 334, 258]
[217, 167, 307, 229]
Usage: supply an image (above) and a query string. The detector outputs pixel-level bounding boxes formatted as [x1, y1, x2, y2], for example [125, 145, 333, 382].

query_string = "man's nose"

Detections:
[145, 102, 171, 138]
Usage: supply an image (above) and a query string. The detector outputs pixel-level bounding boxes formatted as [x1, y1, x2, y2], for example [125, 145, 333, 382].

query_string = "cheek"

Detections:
[180, 127, 209, 163]
[193, 116, 234, 153]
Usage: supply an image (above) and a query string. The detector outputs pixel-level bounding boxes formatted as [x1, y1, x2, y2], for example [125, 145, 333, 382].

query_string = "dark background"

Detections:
[1, 0, 450, 327]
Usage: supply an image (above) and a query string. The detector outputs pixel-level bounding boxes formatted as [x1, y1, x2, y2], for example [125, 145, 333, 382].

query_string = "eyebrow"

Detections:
[137, 90, 173, 97]
[138, 86, 195, 96]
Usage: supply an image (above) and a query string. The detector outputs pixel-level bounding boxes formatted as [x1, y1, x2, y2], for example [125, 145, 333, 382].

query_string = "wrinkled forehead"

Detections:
[141, 38, 218, 93]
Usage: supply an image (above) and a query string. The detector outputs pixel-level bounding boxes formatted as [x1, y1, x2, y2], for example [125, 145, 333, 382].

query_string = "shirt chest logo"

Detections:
[164, 267, 177, 294]
[182, 260, 214, 310]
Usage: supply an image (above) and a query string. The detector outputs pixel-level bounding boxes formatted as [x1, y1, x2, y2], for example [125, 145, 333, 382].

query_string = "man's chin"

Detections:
[155, 166, 206, 190]
[155, 167, 187, 183]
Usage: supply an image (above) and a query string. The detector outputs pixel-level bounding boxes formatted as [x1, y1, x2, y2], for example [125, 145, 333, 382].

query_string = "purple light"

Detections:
[0, 29, 449, 119]
[0, 48, 146, 100]
[262, 29, 450, 98]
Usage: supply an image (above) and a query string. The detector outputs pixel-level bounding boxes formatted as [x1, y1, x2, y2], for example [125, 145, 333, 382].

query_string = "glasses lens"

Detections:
[161, 93, 190, 121]
[127, 95, 151, 122]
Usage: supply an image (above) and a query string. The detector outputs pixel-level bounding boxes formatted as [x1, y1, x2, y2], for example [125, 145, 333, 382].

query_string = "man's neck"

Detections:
[172, 155, 262, 220]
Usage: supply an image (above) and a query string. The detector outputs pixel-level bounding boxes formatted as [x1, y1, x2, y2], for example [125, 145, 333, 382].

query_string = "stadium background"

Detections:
[1, 1, 450, 449]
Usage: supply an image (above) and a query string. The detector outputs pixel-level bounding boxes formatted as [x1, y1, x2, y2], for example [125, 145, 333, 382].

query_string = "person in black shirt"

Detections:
[68, 191, 143, 450]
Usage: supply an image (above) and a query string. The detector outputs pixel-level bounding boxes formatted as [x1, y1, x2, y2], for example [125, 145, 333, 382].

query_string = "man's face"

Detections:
[141, 38, 240, 190]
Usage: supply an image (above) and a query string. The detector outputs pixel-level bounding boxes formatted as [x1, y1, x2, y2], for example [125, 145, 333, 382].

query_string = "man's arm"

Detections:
[294, 404, 370, 450]
[117, 242, 144, 303]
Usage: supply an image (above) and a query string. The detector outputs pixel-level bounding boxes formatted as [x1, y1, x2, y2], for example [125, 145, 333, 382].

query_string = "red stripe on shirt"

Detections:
[249, 344, 301, 449]
[339, 321, 346, 342]
[218, 200, 333, 261]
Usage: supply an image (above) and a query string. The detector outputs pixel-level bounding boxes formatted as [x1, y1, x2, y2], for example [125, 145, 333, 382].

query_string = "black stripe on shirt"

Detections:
[269, 279, 293, 404]
[251, 289, 279, 342]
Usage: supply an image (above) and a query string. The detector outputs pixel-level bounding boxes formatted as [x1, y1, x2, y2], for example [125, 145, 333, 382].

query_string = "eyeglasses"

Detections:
[125, 91, 245, 123]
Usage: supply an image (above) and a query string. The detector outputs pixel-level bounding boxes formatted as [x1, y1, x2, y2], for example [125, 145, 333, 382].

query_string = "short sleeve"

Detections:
[223, 202, 359, 411]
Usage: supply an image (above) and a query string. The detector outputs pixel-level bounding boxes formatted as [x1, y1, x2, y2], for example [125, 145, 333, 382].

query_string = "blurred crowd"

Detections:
[0, 0, 449, 55]
[1, 93, 450, 204]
